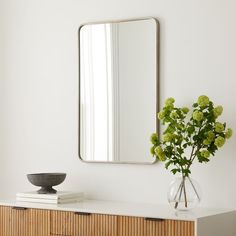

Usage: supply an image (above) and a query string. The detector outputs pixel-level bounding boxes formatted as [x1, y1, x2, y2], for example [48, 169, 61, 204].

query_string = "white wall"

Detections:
[0, 0, 236, 208]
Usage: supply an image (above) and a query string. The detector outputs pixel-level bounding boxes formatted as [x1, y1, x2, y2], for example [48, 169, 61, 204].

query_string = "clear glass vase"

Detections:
[167, 176, 202, 211]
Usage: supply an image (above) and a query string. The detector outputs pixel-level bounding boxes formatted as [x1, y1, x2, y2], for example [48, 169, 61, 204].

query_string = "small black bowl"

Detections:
[27, 173, 66, 194]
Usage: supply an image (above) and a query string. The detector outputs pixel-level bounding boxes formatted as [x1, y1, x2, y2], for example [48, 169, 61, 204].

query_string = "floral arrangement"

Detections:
[150, 95, 233, 209]
[150, 95, 233, 177]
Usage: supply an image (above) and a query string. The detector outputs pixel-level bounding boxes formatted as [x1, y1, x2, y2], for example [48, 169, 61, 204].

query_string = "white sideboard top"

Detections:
[0, 199, 234, 221]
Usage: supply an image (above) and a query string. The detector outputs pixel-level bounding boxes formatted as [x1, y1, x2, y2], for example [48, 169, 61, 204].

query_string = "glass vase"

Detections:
[167, 176, 202, 211]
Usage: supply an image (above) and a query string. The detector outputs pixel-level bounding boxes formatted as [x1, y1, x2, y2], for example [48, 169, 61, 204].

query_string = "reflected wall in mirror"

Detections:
[79, 18, 159, 163]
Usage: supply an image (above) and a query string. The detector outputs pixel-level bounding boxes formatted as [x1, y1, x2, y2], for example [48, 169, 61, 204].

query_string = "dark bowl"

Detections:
[27, 173, 66, 194]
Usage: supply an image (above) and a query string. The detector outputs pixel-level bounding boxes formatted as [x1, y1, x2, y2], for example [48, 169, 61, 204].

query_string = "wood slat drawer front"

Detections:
[118, 216, 194, 236]
[144, 217, 168, 236]
[0, 206, 11, 236]
[0, 206, 50, 236]
[10, 206, 30, 236]
[117, 216, 145, 236]
[50, 210, 74, 235]
[118, 216, 169, 236]
[73, 212, 117, 236]
[167, 220, 195, 236]
[29, 209, 50, 236]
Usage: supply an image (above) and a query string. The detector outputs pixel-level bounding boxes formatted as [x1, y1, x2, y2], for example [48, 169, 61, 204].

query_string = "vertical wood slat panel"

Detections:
[10, 207, 30, 236]
[143, 218, 168, 236]
[73, 213, 92, 236]
[29, 209, 50, 236]
[73, 213, 117, 236]
[118, 216, 169, 236]
[167, 220, 194, 236]
[50, 210, 74, 235]
[118, 216, 144, 236]
[0, 206, 11, 236]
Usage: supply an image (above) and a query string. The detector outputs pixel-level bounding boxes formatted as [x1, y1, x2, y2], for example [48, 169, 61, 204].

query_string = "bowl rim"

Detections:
[27, 173, 66, 176]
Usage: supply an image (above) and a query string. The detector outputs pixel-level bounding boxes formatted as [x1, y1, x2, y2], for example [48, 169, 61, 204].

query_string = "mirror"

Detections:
[79, 17, 159, 163]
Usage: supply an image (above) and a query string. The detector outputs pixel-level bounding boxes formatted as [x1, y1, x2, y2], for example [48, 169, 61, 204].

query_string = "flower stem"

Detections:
[175, 179, 184, 209]
[174, 179, 183, 201]
[188, 177, 201, 201]
[183, 177, 188, 208]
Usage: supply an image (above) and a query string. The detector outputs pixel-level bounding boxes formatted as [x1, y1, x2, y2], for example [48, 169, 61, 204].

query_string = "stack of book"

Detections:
[16, 191, 84, 204]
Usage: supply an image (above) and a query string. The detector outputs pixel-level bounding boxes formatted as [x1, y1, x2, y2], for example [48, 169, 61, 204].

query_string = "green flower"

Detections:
[192, 111, 204, 122]
[213, 106, 223, 118]
[170, 111, 178, 119]
[150, 133, 158, 144]
[201, 150, 210, 158]
[207, 131, 215, 142]
[225, 128, 233, 139]
[181, 107, 189, 114]
[203, 139, 211, 145]
[154, 146, 166, 161]
[215, 122, 225, 133]
[150, 146, 156, 155]
[214, 136, 225, 148]
[203, 131, 215, 145]
[163, 133, 174, 142]
[197, 95, 210, 107]
[165, 97, 175, 106]
[158, 110, 165, 120]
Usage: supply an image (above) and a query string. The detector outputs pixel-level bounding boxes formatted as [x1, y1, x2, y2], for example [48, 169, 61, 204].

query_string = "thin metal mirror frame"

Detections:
[78, 17, 160, 164]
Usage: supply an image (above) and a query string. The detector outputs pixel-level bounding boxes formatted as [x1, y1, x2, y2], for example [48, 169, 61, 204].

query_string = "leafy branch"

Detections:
[150, 95, 233, 177]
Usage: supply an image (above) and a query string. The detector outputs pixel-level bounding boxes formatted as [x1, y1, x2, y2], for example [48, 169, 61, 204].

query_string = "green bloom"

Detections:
[215, 122, 225, 133]
[203, 131, 215, 145]
[150, 146, 156, 155]
[170, 111, 178, 119]
[181, 107, 189, 114]
[154, 146, 166, 161]
[192, 111, 204, 122]
[207, 131, 215, 142]
[201, 150, 210, 158]
[155, 146, 162, 155]
[203, 139, 211, 145]
[150, 133, 158, 144]
[163, 133, 174, 142]
[158, 110, 165, 120]
[213, 106, 223, 118]
[165, 97, 175, 106]
[197, 95, 210, 107]
[214, 136, 225, 148]
[225, 128, 233, 139]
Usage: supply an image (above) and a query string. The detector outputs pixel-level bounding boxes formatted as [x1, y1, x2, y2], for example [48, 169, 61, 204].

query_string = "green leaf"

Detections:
[177, 147, 184, 155]
[187, 126, 195, 134]
[183, 169, 191, 176]
[171, 168, 180, 175]
[165, 161, 172, 169]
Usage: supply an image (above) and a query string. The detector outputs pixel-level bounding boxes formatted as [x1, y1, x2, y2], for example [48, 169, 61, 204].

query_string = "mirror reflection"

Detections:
[79, 18, 159, 163]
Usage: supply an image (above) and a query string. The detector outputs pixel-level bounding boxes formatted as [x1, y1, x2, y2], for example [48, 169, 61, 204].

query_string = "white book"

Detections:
[16, 191, 84, 200]
[16, 196, 83, 204]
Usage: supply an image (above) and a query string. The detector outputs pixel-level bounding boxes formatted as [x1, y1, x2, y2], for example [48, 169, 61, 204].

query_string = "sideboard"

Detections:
[0, 199, 235, 236]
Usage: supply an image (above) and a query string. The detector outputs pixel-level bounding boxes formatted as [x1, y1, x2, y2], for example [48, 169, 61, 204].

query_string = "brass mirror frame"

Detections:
[78, 17, 160, 164]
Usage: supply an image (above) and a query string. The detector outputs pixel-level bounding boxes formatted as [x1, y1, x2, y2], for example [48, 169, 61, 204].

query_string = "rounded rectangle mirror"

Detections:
[79, 17, 159, 164]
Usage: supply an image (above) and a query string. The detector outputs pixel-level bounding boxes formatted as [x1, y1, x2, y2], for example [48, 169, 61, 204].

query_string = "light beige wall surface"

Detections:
[0, 0, 236, 208]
